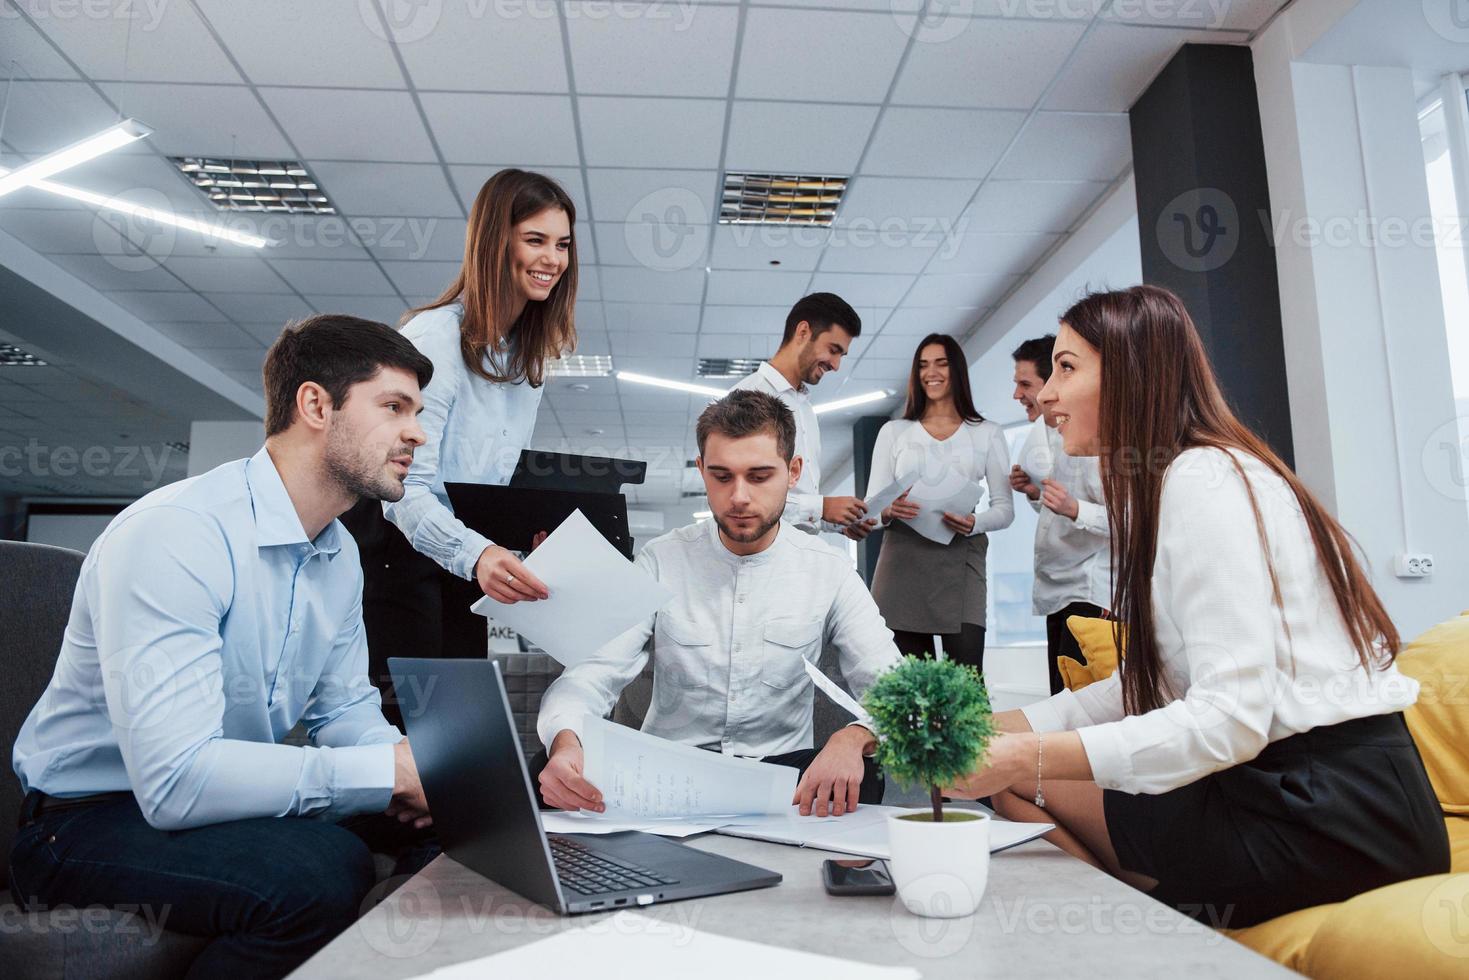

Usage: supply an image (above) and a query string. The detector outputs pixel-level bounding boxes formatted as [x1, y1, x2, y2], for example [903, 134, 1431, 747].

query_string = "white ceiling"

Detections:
[0, 0, 1285, 504]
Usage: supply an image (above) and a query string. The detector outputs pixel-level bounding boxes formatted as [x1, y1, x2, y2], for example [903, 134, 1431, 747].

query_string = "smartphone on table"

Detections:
[821, 858, 895, 896]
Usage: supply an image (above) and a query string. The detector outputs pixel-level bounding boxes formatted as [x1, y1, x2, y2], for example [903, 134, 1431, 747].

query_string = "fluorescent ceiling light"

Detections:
[30, 177, 269, 248]
[616, 371, 727, 398]
[813, 389, 891, 414]
[0, 119, 150, 199]
[0, 342, 47, 367]
[170, 156, 336, 215]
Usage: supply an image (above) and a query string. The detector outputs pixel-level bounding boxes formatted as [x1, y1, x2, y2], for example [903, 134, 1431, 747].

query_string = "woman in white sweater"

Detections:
[866, 333, 1013, 671]
[947, 285, 1447, 926]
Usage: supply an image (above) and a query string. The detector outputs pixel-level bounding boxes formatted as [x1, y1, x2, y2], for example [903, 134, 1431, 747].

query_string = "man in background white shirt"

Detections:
[732, 292, 870, 538]
[1008, 334, 1112, 695]
[537, 390, 901, 818]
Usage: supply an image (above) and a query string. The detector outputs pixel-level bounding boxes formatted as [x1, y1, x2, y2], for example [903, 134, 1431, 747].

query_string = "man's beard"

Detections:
[713, 507, 782, 545]
[324, 421, 408, 504]
[798, 349, 823, 386]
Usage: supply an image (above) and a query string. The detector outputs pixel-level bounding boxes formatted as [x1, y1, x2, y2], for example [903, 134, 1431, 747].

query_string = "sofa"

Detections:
[1058, 612, 1469, 977]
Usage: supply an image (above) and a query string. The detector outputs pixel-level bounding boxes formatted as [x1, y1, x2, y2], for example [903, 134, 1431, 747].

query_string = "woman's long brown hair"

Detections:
[405, 168, 578, 387]
[1061, 285, 1398, 715]
[901, 333, 983, 424]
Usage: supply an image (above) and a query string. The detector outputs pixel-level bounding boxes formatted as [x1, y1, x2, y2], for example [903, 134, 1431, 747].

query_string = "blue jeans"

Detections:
[9, 793, 433, 979]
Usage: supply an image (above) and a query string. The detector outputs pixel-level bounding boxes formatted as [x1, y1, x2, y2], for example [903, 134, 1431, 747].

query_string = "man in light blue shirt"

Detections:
[11, 314, 437, 978]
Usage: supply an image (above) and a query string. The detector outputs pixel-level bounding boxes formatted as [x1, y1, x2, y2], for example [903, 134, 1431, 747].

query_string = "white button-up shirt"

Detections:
[1016, 420, 1112, 615]
[731, 362, 831, 533]
[537, 519, 902, 757]
[1021, 447, 1419, 796]
[866, 417, 1014, 535]
[383, 304, 544, 580]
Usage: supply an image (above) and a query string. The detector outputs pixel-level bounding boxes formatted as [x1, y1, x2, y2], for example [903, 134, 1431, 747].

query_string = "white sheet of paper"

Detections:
[862, 477, 911, 519]
[717, 804, 1053, 859]
[802, 659, 865, 720]
[539, 811, 726, 838]
[412, 910, 922, 980]
[580, 717, 798, 820]
[900, 475, 986, 545]
[469, 509, 672, 666]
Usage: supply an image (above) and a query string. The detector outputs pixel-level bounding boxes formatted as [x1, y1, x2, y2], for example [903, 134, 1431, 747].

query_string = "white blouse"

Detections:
[1021, 447, 1419, 795]
[867, 417, 1014, 536]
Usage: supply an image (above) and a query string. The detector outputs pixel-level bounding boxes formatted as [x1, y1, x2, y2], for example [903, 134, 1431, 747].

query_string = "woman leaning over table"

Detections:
[946, 285, 1447, 927]
[341, 168, 578, 728]
[863, 333, 1013, 672]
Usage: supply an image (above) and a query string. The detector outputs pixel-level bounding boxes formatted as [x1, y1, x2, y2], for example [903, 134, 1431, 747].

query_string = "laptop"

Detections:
[389, 658, 782, 914]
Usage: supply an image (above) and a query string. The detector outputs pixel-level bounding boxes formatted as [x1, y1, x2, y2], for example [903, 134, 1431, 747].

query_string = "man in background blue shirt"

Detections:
[11, 314, 437, 978]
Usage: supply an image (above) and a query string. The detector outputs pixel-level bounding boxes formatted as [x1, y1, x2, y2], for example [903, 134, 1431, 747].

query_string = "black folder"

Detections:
[445, 484, 635, 558]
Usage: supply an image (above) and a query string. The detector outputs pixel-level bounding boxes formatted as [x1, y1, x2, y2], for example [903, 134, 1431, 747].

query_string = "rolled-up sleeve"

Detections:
[95, 508, 396, 831]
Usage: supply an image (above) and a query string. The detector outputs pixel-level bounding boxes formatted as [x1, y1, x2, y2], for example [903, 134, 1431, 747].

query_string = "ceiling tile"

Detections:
[239, 321, 293, 345]
[42, 252, 182, 293]
[705, 269, 811, 306]
[891, 18, 1087, 109]
[0, 81, 137, 155]
[448, 166, 588, 219]
[882, 307, 987, 336]
[724, 101, 879, 175]
[260, 88, 437, 162]
[584, 169, 718, 226]
[709, 224, 829, 271]
[962, 179, 1108, 233]
[273, 259, 398, 296]
[699, 305, 790, 333]
[162, 256, 296, 294]
[152, 321, 263, 349]
[862, 107, 1026, 179]
[365, 216, 467, 262]
[923, 231, 1061, 276]
[26, 0, 239, 82]
[388, 0, 568, 90]
[604, 303, 703, 333]
[194, 0, 404, 87]
[577, 97, 726, 168]
[309, 163, 463, 217]
[1100, 0, 1285, 31]
[1044, 24, 1249, 112]
[598, 267, 706, 304]
[863, 331, 930, 360]
[835, 177, 979, 227]
[251, 224, 375, 262]
[807, 272, 915, 307]
[0, 16, 77, 78]
[902, 272, 1019, 308]
[105, 289, 228, 322]
[696, 333, 762, 358]
[593, 222, 710, 272]
[847, 356, 911, 381]
[736, 8, 907, 102]
[96, 83, 294, 159]
[304, 294, 407, 323]
[202, 292, 311, 322]
[609, 332, 699, 359]
[419, 93, 581, 164]
[52, 152, 212, 215]
[817, 233, 941, 274]
[379, 260, 461, 302]
[994, 112, 1131, 181]
[199, 348, 268, 371]
[567, 2, 739, 97]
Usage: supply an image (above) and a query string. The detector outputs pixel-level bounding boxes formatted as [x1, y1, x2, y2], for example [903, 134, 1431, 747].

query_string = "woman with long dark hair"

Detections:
[866, 333, 1013, 671]
[342, 168, 579, 726]
[947, 285, 1446, 926]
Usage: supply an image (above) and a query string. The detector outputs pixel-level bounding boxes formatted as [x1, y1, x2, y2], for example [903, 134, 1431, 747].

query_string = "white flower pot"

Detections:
[887, 809, 990, 918]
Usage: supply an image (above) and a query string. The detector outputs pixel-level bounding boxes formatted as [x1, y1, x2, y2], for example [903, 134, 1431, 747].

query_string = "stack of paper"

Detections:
[409, 911, 923, 979]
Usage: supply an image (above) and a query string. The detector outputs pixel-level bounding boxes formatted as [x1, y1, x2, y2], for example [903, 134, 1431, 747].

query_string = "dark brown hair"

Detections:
[696, 390, 796, 463]
[1060, 285, 1398, 715]
[1011, 334, 1056, 382]
[781, 292, 861, 347]
[902, 333, 983, 424]
[405, 168, 578, 387]
[263, 314, 433, 436]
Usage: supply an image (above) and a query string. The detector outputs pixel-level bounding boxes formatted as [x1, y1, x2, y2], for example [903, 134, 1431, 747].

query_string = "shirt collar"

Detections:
[705, 512, 786, 567]
[757, 360, 805, 397]
[245, 447, 343, 558]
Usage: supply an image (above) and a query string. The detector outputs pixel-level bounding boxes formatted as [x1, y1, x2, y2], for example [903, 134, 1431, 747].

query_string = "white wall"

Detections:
[1254, 6, 1469, 639]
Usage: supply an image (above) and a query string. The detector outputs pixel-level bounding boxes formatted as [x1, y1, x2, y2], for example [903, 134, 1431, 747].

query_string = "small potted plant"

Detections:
[863, 655, 996, 918]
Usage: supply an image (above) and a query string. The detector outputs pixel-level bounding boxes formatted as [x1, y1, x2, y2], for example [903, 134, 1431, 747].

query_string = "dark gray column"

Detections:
[851, 414, 888, 586]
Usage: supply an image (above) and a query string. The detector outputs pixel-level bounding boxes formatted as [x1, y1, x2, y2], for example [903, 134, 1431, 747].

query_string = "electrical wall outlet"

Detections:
[1393, 553, 1434, 578]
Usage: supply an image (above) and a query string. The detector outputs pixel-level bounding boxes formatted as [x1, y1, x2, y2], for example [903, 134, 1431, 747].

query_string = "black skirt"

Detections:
[1104, 711, 1449, 928]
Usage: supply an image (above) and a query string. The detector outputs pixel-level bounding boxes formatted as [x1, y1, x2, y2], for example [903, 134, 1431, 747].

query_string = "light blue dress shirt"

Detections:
[12, 447, 403, 831]
[383, 304, 545, 580]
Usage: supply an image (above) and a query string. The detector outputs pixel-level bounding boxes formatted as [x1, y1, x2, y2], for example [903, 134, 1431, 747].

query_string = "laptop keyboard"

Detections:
[550, 836, 681, 895]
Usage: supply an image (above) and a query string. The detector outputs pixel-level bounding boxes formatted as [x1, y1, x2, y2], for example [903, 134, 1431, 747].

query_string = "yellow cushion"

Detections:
[1224, 904, 1337, 975]
[1057, 616, 1125, 691]
[1301, 873, 1469, 978]
[1396, 610, 1469, 816]
[1449, 815, 1469, 874]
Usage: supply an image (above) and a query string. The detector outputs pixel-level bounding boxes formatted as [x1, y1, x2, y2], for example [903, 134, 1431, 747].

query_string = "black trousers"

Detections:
[528, 744, 885, 808]
[1044, 601, 1107, 695]
[339, 499, 487, 731]
[891, 625, 986, 674]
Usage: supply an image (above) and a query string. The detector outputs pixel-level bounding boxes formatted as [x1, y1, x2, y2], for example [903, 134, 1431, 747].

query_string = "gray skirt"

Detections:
[870, 520, 988, 635]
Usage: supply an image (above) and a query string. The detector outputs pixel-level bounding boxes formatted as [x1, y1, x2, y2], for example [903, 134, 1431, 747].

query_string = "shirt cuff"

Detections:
[329, 742, 397, 816]
[453, 528, 495, 582]
[793, 492, 824, 525]
[1071, 499, 1107, 534]
[538, 711, 585, 753]
[1019, 689, 1089, 733]
[1076, 722, 1134, 792]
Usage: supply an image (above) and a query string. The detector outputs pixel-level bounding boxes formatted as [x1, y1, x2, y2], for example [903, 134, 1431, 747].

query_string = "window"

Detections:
[1419, 85, 1469, 524]
[985, 422, 1046, 647]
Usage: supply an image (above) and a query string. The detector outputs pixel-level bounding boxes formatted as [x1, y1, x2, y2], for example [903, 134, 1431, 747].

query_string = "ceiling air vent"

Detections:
[697, 357, 762, 379]
[547, 354, 614, 378]
[0, 342, 47, 366]
[719, 173, 847, 226]
[171, 157, 335, 214]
